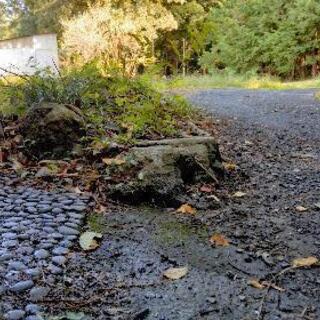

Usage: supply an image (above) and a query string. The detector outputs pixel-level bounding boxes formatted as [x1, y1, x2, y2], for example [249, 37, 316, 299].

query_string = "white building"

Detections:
[0, 33, 59, 75]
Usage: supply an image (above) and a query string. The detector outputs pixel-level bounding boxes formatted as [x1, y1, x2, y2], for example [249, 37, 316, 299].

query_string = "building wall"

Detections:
[0, 34, 59, 75]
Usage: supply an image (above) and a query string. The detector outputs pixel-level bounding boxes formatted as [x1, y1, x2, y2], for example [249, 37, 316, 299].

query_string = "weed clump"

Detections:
[0, 65, 193, 153]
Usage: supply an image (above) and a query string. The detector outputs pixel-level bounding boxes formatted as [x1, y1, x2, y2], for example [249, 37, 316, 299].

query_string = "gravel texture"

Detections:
[28, 89, 319, 320]
[1, 89, 320, 320]
[0, 176, 89, 319]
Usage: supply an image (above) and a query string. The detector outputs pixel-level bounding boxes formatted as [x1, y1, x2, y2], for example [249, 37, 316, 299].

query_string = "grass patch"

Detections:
[0, 64, 194, 145]
[153, 74, 320, 91]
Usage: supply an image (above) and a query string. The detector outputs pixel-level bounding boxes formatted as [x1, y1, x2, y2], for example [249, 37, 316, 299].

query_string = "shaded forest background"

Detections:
[1, 0, 320, 79]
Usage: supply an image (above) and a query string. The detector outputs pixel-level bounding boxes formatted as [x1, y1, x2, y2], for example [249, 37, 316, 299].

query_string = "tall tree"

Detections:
[200, 0, 320, 79]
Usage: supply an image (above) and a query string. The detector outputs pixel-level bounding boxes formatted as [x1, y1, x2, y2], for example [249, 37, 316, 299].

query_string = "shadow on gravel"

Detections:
[40, 90, 320, 320]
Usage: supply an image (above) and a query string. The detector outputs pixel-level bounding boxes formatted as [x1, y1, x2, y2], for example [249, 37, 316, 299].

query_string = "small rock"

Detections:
[25, 268, 41, 279]
[29, 286, 50, 302]
[11, 280, 34, 293]
[52, 247, 69, 255]
[4, 310, 26, 320]
[25, 304, 42, 314]
[2, 240, 19, 248]
[8, 261, 27, 271]
[58, 226, 79, 236]
[52, 256, 67, 266]
[34, 249, 50, 260]
[47, 264, 63, 275]
[26, 316, 43, 320]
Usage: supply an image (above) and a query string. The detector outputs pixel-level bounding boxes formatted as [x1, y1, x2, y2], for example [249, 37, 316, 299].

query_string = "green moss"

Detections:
[87, 213, 106, 233]
[154, 219, 208, 246]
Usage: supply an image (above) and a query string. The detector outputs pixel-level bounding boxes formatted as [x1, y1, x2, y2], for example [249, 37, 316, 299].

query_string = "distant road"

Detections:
[185, 89, 320, 141]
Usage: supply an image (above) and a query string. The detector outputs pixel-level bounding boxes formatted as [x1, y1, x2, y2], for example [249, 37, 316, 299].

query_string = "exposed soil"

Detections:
[2, 89, 320, 320]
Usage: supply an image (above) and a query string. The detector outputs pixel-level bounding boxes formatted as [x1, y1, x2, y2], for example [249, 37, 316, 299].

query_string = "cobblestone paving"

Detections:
[0, 178, 89, 320]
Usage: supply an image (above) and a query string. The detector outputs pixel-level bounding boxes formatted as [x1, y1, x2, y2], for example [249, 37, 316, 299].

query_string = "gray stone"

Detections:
[47, 264, 63, 275]
[0, 252, 13, 262]
[25, 304, 42, 314]
[29, 286, 50, 302]
[34, 249, 50, 260]
[52, 256, 67, 266]
[38, 243, 54, 249]
[21, 102, 85, 158]
[107, 137, 222, 206]
[58, 226, 79, 236]
[8, 261, 27, 271]
[26, 316, 43, 320]
[11, 280, 34, 292]
[48, 233, 64, 239]
[52, 247, 69, 255]
[2, 232, 17, 240]
[4, 310, 26, 320]
[25, 268, 41, 279]
[52, 208, 63, 214]
[2, 240, 19, 248]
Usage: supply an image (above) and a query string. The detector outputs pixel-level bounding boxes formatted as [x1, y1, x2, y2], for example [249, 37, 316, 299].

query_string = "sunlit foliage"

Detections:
[61, 1, 181, 76]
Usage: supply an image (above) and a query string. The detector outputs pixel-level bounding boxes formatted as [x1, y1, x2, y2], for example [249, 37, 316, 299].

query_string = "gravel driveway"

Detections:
[1, 89, 319, 320]
[186, 89, 320, 141]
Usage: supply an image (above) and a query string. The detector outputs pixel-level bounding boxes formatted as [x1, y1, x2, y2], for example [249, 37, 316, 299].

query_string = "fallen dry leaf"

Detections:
[79, 231, 103, 251]
[102, 157, 126, 166]
[292, 256, 318, 268]
[200, 185, 213, 193]
[248, 279, 266, 290]
[233, 191, 247, 198]
[248, 279, 285, 292]
[223, 162, 237, 171]
[209, 233, 230, 247]
[295, 205, 308, 212]
[176, 204, 196, 215]
[163, 266, 188, 280]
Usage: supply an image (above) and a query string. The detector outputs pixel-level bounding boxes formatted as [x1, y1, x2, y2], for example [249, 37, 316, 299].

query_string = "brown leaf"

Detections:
[223, 162, 237, 171]
[102, 157, 126, 166]
[176, 204, 196, 215]
[0, 150, 7, 163]
[209, 233, 230, 247]
[292, 256, 318, 268]
[295, 205, 308, 212]
[248, 279, 266, 290]
[163, 267, 188, 280]
[233, 191, 247, 198]
[248, 279, 285, 292]
[200, 185, 213, 193]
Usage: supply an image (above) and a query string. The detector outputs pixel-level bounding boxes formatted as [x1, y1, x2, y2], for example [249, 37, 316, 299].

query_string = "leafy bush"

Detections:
[0, 64, 193, 144]
[201, 0, 320, 79]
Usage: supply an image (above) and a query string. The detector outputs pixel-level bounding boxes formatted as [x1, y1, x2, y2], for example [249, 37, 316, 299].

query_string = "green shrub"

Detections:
[0, 64, 193, 144]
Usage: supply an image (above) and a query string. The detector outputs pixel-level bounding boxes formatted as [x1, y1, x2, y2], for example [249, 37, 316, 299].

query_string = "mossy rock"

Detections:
[21, 102, 85, 159]
[107, 137, 223, 206]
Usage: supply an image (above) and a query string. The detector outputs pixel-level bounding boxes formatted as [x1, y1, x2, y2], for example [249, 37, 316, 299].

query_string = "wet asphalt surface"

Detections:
[1, 89, 320, 320]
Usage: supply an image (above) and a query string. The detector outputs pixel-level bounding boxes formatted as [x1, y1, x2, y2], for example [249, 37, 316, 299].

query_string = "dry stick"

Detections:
[195, 156, 219, 184]
[256, 265, 316, 320]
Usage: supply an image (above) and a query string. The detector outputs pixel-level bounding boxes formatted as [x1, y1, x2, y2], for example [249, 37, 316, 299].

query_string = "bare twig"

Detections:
[256, 264, 318, 320]
[195, 156, 219, 184]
